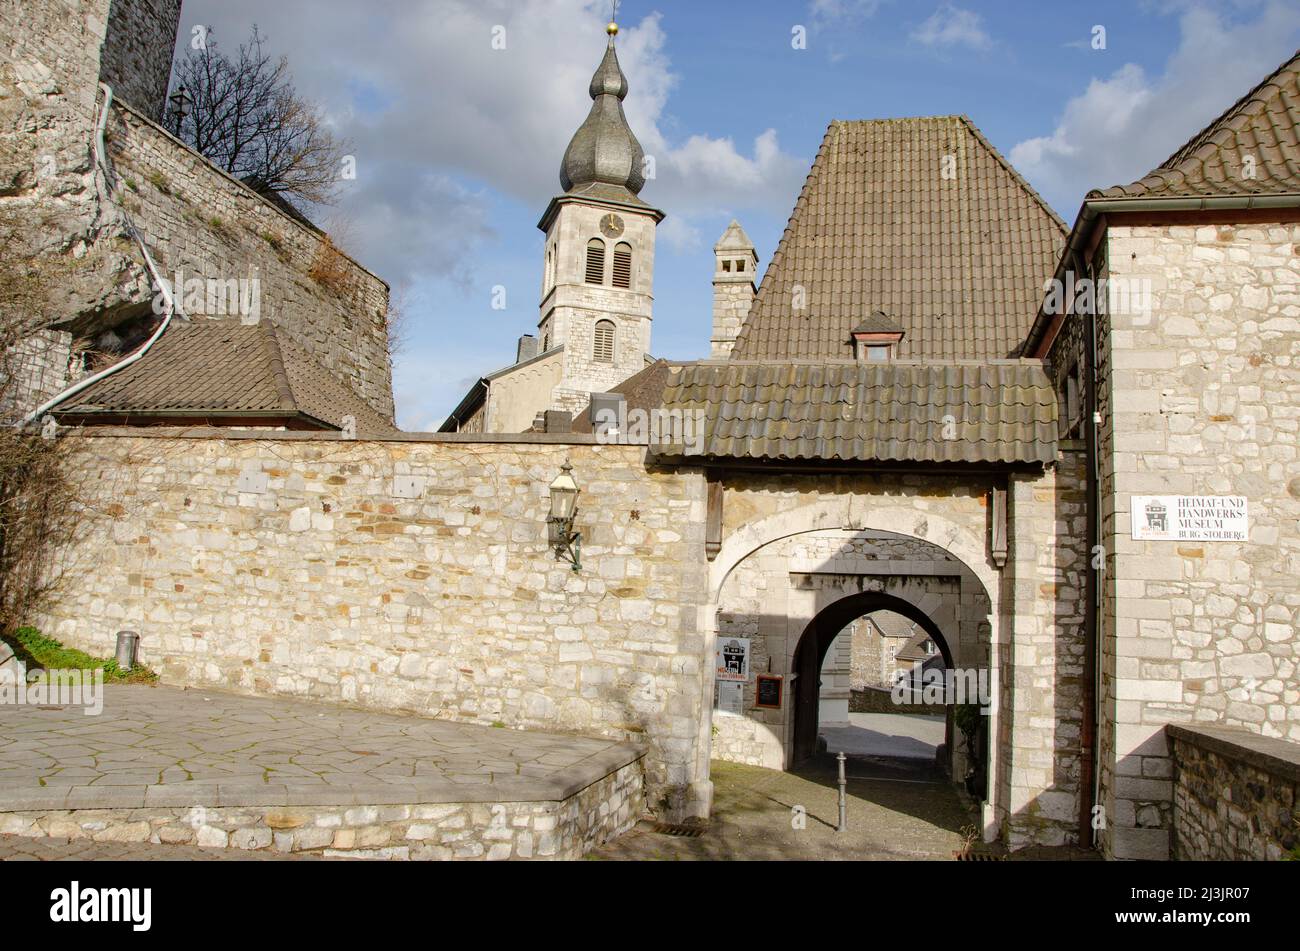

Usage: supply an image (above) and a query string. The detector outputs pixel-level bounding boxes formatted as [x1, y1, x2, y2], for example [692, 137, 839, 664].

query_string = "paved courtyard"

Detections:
[0, 684, 640, 811]
[592, 755, 978, 860]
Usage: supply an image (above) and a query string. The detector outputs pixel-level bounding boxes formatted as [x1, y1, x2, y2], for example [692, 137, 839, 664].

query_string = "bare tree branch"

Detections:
[171, 27, 348, 209]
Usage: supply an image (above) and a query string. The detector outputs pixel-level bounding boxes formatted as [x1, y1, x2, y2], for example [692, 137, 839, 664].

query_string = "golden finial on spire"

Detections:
[607, 21, 618, 36]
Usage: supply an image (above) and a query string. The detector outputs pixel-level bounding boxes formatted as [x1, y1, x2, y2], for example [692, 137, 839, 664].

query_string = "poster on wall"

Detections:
[1130, 496, 1248, 542]
[713, 680, 744, 715]
[755, 675, 783, 709]
[714, 637, 750, 682]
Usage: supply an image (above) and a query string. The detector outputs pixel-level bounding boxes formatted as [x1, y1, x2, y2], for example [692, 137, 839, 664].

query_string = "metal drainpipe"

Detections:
[1075, 247, 1102, 849]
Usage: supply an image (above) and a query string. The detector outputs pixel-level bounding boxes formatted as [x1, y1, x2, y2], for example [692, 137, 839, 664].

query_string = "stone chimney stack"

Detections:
[711, 220, 758, 359]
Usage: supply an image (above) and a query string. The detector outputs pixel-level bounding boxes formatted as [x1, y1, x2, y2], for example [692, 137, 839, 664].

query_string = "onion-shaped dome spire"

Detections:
[559, 23, 646, 200]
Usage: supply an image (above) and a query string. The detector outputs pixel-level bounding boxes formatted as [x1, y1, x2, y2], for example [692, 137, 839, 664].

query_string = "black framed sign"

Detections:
[755, 674, 783, 709]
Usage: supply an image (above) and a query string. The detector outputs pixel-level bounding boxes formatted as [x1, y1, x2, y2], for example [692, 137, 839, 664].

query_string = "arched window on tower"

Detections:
[585, 238, 606, 285]
[593, 320, 616, 363]
[612, 242, 633, 289]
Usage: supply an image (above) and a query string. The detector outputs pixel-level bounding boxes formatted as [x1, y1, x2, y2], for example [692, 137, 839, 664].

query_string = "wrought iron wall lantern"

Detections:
[547, 462, 582, 572]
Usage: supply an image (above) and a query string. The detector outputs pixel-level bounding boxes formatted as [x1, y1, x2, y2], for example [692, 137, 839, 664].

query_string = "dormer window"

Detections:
[612, 242, 633, 288]
[850, 310, 905, 362]
[585, 238, 606, 285]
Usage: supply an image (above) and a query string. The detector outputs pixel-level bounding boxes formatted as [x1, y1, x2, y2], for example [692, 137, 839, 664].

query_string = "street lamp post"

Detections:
[168, 84, 193, 136]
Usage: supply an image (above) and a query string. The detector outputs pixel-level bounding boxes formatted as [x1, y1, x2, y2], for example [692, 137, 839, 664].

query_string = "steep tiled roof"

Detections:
[730, 116, 1067, 363]
[868, 611, 917, 640]
[57, 320, 397, 436]
[1092, 49, 1300, 200]
[656, 360, 1057, 465]
[896, 632, 936, 663]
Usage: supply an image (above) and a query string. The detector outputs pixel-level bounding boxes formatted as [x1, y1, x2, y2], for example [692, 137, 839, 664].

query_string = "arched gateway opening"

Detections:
[707, 513, 998, 816]
[792, 589, 956, 765]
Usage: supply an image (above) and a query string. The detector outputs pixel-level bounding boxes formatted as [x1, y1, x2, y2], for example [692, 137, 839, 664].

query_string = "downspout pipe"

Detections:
[1072, 245, 1101, 849]
[17, 83, 183, 429]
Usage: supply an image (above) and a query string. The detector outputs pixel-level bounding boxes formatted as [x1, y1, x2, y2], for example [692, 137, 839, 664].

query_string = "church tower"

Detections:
[536, 21, 664, 414]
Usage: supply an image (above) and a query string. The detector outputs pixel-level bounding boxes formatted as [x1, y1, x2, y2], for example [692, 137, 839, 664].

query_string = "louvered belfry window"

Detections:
[593, 320, 616, 363]
[585, 239, 606, 285]
[612, 243, 633, 289]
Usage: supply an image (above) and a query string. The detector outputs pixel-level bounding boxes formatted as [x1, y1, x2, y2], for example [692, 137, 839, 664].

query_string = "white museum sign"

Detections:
[715, 637, 750, 683]
[1130, 496, 1248, 542]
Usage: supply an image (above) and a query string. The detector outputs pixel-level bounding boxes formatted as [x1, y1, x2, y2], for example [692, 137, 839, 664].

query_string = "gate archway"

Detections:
[704, 508, 1000, 817]
[791, 588, 956, 765]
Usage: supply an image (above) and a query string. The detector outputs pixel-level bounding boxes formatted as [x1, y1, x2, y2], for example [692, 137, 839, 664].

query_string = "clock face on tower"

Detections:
[599, 213, 625, 239]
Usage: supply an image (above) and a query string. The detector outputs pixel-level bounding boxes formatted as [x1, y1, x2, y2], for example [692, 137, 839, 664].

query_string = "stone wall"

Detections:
[0, 2, 394, 423]
[99, 0, 182, 123]
[711, 272, 755, 359]
[106, 103, 394, 419]
[1168, 724, 1299, 861]
[1097, 221, 1300, 860]
[35, 431, 710, 816]
[1000, 459, 1089, 849]
[2, 329, 74, 420]
[0, 757, 645, 861]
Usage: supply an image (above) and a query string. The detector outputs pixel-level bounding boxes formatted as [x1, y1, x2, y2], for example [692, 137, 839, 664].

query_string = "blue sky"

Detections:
[179, 1, 1300, 430]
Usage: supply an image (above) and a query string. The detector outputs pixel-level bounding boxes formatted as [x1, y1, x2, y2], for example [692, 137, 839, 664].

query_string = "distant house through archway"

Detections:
[816, 609, 952, 768]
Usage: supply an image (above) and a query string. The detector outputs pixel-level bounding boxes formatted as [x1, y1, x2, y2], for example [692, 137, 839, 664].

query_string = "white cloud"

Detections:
[912, 4, 993, 51]
[180, 0, 806, 287]
[810, 0, 887, 22]
[1011, 2, 1300, 216]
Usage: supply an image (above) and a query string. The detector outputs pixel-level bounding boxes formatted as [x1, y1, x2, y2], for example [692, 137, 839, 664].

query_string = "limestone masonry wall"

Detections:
[1, 758, 646, 861]
[1098, 222, 1300, 860]
[1168, 724, 1299, 861]
[36, 433, 710, 816]
[106, 103, 394, 420]
[98, 0, 182, 123]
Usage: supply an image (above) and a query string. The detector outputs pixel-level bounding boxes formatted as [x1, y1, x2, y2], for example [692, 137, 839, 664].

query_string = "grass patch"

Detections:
[12, 627, 157, 685]
[145, 170, 171, 195]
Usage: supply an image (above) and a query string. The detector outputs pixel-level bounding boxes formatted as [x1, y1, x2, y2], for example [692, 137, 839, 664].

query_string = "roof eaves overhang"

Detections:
[1024, 191, 1300, 358]
[537, 192, 666, 232]
[438, 378, 489, 433]
[645, 454, 1050, 474]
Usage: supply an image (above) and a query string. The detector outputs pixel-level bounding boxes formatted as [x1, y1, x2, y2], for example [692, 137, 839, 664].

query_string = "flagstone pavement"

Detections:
[0, 684, 641, 812]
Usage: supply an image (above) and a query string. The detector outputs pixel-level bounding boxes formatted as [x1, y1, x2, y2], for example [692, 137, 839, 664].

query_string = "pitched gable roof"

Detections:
[896, 632, 936, 663]
[868, 612, 918, 640]
[56, 320, 397, 436]
[1092, 49, 1300, 201]
[729, 116, 1066, 363]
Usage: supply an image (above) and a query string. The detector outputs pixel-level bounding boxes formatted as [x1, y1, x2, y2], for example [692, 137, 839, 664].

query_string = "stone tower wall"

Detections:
[99, 0, 183, 123]
[539, 201, 656, 410]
